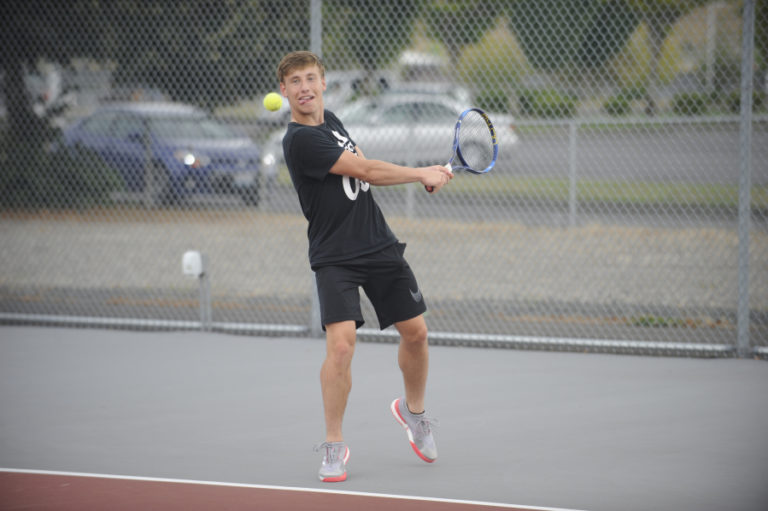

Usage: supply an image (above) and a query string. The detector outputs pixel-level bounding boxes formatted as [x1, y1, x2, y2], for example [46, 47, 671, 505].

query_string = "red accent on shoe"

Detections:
[391, 398, 436, 463]
[321, 472, 347, 483]
[319, 445, 350, 482]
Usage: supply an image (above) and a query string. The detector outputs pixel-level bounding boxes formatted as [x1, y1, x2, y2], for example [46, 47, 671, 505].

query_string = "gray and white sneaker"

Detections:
[314, 441, 350, 482]
[390, 397, 438, 462]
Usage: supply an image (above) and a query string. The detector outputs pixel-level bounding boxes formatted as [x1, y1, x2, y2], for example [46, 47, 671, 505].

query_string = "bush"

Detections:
[671, 93, 709, 116]
[725, 90, 766, 113]
[476, 90, 511, 113]
[0, 133, 123, 209]
[620, 86, 646, 101]
[518, 89, 577, 118]
[603, 95, 631, 116]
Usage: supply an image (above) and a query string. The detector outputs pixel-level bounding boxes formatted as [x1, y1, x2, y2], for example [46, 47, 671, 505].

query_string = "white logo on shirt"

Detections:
[332, 130, 369, 201]
[332, 130, 356, 153]
[342, 175, 369, 200]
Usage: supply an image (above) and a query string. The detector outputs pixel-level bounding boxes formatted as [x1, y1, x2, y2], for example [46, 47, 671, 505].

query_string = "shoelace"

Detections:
[414, 415, 439, 436]
[314, 442, 343, 464]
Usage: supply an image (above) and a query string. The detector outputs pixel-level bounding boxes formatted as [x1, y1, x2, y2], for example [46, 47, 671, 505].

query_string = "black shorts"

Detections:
[314, 243, 427, 330]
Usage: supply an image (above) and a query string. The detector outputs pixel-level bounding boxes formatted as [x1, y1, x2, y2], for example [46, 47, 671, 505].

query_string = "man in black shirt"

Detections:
[278, 51, 451, 482]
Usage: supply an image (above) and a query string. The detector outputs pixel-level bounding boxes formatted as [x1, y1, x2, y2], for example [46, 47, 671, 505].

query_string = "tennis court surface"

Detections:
[1, 326, 766, 511]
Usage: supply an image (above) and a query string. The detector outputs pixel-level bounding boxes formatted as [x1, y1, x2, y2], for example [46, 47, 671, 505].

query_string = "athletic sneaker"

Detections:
[314, 441, 350, 482]
[390, 397, 438, 463]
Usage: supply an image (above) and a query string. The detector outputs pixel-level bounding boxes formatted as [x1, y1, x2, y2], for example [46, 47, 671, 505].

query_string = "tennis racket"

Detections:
[425, 107, 498, 192]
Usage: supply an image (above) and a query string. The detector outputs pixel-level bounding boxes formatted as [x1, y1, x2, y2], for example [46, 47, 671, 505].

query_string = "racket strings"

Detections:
[457, 112, 495, 171]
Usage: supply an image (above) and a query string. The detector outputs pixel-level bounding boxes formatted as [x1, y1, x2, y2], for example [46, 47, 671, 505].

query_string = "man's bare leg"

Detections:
[395, 315, 429, 414]
[321, 320, 357, 442]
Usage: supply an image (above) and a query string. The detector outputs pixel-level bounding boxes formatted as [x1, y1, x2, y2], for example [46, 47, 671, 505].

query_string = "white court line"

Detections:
[0, 468, 588, 511]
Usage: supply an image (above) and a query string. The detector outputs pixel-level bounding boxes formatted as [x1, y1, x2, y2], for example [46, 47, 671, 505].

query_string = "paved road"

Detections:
[1, 326, 767, 511]
[506, 123, 768, 186]
[252, 118, 768, 186]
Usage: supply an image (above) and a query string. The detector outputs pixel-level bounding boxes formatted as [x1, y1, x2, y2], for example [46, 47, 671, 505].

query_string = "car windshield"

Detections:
[338, 101, 379, 124]
[339, 99, 457, 125]
[149, 116, 236, 140]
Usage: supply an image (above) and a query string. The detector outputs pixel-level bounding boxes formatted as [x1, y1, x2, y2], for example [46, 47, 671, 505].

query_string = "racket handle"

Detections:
[424, 163, 452, 193]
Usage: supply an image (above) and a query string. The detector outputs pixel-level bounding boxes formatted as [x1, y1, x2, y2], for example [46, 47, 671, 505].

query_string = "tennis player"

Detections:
[277, 51, 451, 482]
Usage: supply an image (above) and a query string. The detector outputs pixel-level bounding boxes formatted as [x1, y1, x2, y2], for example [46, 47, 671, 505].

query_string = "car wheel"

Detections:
[239, 184, 260, 207]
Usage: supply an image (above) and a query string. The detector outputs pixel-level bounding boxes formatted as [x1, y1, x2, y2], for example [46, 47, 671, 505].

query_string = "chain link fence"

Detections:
[1, 0, 766, 357]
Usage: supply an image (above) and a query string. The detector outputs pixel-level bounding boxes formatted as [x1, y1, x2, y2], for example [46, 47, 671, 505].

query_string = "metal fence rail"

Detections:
[1, 0, 766, 356]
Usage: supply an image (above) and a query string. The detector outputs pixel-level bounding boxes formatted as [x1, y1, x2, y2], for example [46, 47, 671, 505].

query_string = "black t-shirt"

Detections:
[283, 110, 397, 269]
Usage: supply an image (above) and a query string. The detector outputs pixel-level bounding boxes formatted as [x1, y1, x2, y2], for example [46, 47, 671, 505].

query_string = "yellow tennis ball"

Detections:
[263, 92, 283, 112]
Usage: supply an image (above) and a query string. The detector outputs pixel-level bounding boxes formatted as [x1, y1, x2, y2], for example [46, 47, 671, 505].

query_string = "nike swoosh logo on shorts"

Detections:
[409, 287, 422, 302]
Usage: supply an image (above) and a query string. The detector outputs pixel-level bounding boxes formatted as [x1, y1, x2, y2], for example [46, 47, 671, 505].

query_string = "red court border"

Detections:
[0, 469, 585, 511]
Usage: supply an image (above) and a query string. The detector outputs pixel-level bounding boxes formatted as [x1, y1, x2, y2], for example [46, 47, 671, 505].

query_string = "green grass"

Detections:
[445, 175, 768, 210]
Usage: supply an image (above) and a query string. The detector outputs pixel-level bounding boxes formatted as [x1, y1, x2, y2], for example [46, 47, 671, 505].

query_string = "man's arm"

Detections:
[330, 148, 452, 192]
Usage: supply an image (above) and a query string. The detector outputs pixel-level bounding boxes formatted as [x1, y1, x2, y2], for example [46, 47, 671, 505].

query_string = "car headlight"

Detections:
[174, 149, 210, 168]
[262, 152, 276, 166]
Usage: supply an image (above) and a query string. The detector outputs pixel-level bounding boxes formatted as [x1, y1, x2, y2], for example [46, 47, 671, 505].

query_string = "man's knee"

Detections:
[325, 321, 357, 364]
[398, 316, 428, 347]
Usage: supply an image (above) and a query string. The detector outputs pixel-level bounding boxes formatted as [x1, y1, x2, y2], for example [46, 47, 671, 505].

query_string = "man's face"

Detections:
[280, 64, 326, 118]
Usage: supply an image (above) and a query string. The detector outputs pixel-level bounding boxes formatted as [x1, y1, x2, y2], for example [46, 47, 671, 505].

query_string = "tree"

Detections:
[574, 1, 641, 69]
[506, 0, 639, 92]
[508, 0, 603, 72]
[421, 0, 503, 67]
[101, 0, 309, 108]
[1, 1, 104, 142]
[1, 1, 107, 208]
[323, 0, 420, 91]
[624, 0, 710, 115]
[0, 0, 309, 207]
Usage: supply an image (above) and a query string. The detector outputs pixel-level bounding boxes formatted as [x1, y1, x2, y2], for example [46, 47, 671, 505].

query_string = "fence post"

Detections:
[311, 0, 322, 57]
[737, 0, 755, 358]
[568, 120, 579, 227]
[199, 260, 212, 332]
[309, 0, 323, 338]
[182, 251, 211, 332]
[142, 122, 155, 208]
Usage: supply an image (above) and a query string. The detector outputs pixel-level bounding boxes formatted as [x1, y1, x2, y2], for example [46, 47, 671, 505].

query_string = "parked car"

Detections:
[61, 102, 261, 205]
[252, 69, 397, 130]
[387, 81, 473, 105]
[262, 93, 517, 176]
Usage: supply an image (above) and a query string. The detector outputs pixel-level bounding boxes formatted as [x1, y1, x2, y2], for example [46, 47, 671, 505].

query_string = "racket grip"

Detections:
[425, 163, 452, 193]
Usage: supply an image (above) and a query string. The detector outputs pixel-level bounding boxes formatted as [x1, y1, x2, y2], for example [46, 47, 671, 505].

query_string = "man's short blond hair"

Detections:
[277, 51, 325, 84]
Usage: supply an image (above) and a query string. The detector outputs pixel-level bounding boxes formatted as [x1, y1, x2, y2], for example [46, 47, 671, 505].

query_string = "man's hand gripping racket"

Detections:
[425, 108, 499, 193]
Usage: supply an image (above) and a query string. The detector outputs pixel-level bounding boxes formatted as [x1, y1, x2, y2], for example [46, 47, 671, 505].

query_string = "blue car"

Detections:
[61, 102, 261, 206]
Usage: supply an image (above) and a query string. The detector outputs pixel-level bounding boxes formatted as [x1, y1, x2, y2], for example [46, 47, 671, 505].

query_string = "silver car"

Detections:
[262, 94, 517, 173]
[335, 94, 517, 167]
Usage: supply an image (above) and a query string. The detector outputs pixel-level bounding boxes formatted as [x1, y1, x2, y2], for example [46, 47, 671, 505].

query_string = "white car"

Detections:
[336, 94, 517, 166]
[256, 70, 397, 128]
[262, 93, 517, 173]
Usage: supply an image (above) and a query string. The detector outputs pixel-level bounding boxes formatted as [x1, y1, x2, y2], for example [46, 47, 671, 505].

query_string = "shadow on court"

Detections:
[0, 326, 766, 511]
